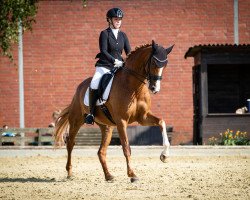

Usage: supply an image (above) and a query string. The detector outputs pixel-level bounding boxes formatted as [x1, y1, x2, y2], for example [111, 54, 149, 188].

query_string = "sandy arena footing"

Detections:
[0, 146, 249, 200]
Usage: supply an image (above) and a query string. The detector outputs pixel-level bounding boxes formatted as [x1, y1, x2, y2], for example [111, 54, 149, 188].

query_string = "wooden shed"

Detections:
[185, 44, 250, 144]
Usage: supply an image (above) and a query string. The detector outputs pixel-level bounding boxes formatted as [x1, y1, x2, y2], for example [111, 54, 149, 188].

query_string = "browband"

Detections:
[153, 55, 168, 63]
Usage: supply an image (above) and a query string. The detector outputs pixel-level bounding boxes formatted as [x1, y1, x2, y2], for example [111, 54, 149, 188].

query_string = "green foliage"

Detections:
[221, 129, 249, 145]
[0, 0, 38, 60]
[208, 129, 249, 146]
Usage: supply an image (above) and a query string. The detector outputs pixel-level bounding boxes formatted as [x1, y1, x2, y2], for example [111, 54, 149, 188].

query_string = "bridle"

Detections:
[146, 53, 168, 82]
[122, 50, 168, 84]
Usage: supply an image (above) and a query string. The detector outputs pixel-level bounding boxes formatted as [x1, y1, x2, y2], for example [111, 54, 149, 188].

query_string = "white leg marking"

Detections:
[161, 120, 170, 156]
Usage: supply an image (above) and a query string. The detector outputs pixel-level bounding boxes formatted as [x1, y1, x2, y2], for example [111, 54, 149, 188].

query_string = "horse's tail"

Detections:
[54, 78, 91, 147]
[54, 105, 70, 147]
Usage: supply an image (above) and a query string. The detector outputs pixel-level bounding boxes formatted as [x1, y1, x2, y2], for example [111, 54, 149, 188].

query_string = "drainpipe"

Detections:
[234, 0, 239, 45]
[18, 19, 25, 128]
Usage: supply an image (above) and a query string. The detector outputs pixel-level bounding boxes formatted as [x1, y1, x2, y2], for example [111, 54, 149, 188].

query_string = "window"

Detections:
[207, 64, 250, 113]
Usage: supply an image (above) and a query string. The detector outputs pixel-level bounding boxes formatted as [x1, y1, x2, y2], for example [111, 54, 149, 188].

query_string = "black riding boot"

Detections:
[85, 88, 99, 125]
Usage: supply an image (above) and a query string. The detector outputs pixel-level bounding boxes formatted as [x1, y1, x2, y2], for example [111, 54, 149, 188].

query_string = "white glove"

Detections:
[114, 59, 123, 67]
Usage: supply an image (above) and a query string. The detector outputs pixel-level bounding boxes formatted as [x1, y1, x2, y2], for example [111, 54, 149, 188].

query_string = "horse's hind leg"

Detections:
[66, 120, 82, 178]
[97, 123, 114, 181]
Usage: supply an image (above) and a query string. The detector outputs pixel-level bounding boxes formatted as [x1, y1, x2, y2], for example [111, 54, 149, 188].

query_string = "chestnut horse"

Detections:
[55, 40, 174, 182]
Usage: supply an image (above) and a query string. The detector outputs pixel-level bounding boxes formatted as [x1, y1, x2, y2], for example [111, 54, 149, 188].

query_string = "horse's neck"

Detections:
[116, 47, 151, 94]
[125, 47, 151, 75]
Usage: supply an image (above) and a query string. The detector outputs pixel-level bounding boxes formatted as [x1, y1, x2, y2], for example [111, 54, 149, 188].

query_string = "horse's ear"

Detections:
[166, 44, 174, 55]
[152, 40, 157, 51]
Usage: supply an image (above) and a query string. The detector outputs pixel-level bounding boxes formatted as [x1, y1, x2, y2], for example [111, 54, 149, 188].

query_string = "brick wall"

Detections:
[0, 0, 249, 145]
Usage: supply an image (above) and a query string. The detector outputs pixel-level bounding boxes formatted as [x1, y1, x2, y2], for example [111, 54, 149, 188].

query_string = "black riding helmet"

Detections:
[106, 8, 124, 21]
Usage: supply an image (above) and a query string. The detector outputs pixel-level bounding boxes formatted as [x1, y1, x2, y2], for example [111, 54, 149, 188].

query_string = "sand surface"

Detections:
[0, 147, 249, 200]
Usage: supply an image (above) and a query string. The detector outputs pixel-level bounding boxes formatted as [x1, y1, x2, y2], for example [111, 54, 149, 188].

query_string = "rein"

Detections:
[121, 66, 148, 84]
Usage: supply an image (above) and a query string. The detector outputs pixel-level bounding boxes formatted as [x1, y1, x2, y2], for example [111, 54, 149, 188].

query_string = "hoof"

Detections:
[130, 177, 139, 183]
[105, 175, 115, 182]
[67, 175, 73, 179]
[160, 154, 169, 163]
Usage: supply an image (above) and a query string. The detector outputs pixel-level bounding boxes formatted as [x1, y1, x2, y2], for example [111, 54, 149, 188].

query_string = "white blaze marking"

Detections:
[155, 68, 163, 92]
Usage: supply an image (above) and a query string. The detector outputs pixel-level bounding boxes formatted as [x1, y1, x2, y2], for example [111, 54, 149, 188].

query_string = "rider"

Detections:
[85, 7, 131, 125]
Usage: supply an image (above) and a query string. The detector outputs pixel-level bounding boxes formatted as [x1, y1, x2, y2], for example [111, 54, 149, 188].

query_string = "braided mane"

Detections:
[126, 43, 151, 60]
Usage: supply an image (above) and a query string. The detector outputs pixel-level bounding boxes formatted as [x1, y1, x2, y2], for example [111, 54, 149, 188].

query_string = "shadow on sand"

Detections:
[0, 177, 61, 183]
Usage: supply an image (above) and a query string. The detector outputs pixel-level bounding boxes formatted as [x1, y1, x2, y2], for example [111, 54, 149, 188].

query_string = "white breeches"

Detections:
[90, 67, 110, 89]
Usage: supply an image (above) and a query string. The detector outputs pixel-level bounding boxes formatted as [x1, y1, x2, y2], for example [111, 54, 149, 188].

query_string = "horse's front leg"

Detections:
[139, 112, 170, 163]
[117, 120, 139, 182]
[97, 124, 115, 181]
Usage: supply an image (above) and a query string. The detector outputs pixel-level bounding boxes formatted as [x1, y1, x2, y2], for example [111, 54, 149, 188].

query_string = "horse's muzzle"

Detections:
[149, 85, 160, 94]
[149, 80, 161, 94]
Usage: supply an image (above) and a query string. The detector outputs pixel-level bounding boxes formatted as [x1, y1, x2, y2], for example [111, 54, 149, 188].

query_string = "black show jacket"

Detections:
[95, 28, 131, 69]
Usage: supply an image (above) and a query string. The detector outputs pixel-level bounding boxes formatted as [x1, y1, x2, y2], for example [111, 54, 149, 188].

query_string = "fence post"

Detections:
[20, 132, 25, 146]
[0, 129, 2, 146]
[38, 129, 43, 146]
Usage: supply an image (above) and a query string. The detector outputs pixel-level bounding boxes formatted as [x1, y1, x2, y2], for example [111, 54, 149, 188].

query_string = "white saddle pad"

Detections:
[84, 77, 114, 106]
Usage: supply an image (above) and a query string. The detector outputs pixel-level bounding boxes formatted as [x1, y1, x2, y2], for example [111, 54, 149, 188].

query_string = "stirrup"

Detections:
[85, 114, 95, 125]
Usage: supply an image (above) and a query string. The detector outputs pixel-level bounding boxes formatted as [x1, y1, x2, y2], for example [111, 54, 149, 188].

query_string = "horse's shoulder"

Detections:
[136, 87, 151, 101]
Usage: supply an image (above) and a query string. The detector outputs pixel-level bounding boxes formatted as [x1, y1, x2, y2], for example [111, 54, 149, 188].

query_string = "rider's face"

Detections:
[111, 17, 122, 29]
